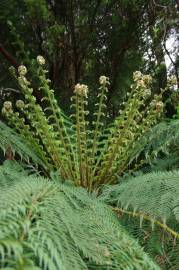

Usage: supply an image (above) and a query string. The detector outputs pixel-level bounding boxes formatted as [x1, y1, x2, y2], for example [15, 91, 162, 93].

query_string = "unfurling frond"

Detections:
[1, 58, 170, 190]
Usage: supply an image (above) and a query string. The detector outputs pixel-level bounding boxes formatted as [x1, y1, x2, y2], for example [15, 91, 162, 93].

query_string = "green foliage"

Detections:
[101, 170, 179, 269]
[132, 119, 179, 172]
[101, 170, 179, 225]
[1, 61, 166, 189]
[114, 211, 179, 270]
[0, 160, 29, 187]
[0, 161, 160, 270]
[0, 121, 48, 169]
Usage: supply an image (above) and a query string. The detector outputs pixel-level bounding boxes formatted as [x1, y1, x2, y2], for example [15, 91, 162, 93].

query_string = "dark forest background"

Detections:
[0, 0, 178, 118]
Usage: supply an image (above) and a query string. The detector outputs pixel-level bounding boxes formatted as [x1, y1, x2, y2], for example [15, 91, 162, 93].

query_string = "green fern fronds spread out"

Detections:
[0, 162, 160, 270]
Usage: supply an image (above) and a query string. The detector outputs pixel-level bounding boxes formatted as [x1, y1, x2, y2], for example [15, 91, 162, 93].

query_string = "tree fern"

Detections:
[0, 162, 160, 270]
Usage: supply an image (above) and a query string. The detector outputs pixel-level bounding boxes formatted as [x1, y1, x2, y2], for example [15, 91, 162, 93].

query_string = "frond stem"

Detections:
[112, 207, 179, 240]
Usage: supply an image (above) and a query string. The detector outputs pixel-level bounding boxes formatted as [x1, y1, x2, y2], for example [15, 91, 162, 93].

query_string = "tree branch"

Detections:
[0, 43, 18, 68]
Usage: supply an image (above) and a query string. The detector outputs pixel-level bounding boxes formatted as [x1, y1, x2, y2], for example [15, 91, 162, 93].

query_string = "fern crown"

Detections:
[1, 56, 169, 189]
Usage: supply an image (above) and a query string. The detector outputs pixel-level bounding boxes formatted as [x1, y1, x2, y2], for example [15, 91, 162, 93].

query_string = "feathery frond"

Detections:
[101, 170, 179, 269]
[131, 120, 179, 171]
[101, 170, 179, 232]
[0, 163, 160, 270]
[0, 121, 49, 170]
[101, 171, 179, 238]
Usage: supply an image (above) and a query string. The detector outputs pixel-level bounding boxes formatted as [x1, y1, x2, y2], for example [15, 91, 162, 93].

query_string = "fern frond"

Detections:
[38, 67, 77, 180]
[131, 120, 179, 168]
[4, 110, 53, 171]
[91, 80, 108, 161]
[101, 170, 179, 227]
[100, 170, 179, 268]
[112, 207, 179, 239]
[0, 166, 160, 270]
[0, 121, 47, 169]
[112, 208, 179, 270]
[0, 160, 28, 188]
[70, 84, 90, 186]
[95, 78, 163, 185]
